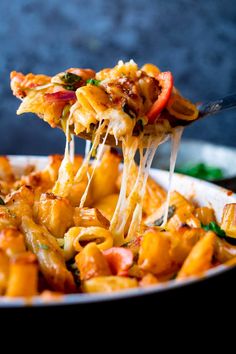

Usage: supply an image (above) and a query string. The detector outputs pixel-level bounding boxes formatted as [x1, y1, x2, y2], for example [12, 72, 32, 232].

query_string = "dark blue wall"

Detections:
[0, 0, 236, 155]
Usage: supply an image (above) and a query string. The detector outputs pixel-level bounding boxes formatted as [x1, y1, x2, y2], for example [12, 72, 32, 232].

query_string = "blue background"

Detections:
[0, 0, 236, 155]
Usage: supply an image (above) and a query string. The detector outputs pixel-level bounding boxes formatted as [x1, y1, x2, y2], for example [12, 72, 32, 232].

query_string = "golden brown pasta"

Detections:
[139, 273, 159, 287]
[0, 206, 18, 231]
[5, 185, 35, 223]
[214, 237, 236, 263]
[75, 243, 111, 280]
[36, 193, 74, 237]
[0, 156, 15, 183]
[0, 228, 26, 256]
[94, 194, 119, 221]
[21, 216, 76, 293]
[72, 226, 113, 252]
[73, 207, 110, 228]
[194, 207, 216, 226]
[169, 228, 205, 265]
[138, 229, 172, 275]
[6, 252, 38, 297]
[90, 149, 121, 203]
[221, 203, 236, 238]
[82, 276, 138, 293]
[0, 250, 9, 295]
[177, 231, 216, 279]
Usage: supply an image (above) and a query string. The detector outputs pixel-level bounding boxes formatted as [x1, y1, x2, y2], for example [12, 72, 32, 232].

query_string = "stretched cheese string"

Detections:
[79, 125, 110, 208]
[110, 136, 139, 245]
[74, 120, 106, 183]
[162, 126, 184, 226]
[125, 133, 167, 242]
[69, 135, 75, 163]
[52, 118, 74, 197]
[85, 140, 91, 157]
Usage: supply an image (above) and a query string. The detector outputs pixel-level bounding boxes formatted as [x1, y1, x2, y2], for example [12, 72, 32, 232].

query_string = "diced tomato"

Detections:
[103, 247, 133, 276]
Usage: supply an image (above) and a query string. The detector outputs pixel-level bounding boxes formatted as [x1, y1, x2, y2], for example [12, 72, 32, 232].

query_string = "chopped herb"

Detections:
[176, 163, 224, 181]
[86, 78, 101, 86]
[0, 197, 5, 205]
[60, 72, 81, 91]
[201, 221, 236, 245]
[39, 244, 50, 250]
[61, 72, 81, 85]
[67, 262, 81, 286]
[64, 85, 76, 91]
[149, 205, 176, 227]
[201, 221, 226, 238]
[122, 103, 136, 119]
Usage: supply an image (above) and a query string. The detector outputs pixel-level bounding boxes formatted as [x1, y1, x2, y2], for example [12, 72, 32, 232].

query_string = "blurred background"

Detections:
[0, 0, 236, 155]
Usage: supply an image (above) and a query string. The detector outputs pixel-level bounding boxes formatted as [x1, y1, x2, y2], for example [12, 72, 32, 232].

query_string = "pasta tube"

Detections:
[73, 207, 110, 228]
[177, 231, 215, 279]
[75, 243, 111, 280]
[0, 227, 26, 256]
[6, 252, 38, 297]
[73, 226, 113, 252]
[82, 276, 138, 293]
[0, 250, 9, 295]
[36, 193, 74, 237]
[21, 216, 76, 293]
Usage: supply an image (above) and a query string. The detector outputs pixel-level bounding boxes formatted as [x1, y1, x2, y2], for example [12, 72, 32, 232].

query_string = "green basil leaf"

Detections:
[61, 72, 81, 85]
[147, 205, 176, 227]
[201, 221, 226, 238]
[86, 79, 101, 86]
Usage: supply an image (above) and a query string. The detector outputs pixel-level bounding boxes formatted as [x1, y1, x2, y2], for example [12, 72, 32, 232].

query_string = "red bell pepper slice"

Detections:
[44, 91, 76, 103]
[147, 71, 174, 123]
[103, 247, 133, 276]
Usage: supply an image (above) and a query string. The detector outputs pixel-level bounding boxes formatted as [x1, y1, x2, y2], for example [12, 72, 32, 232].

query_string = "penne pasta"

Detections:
[0, 227, 26, 256]
[73, 207, 110, 229]
[36, 193, 74, 237]
[138, 229, 172, 275]
[221, 203, 236, 238]
[73, 226, 113, 253]
[21, 216, 76, 293]
[82, 276, 138, 293]
[75, 243, 111, 280]
[177, 231, 216, 279]
[0, 250, 9, 295]
[6, 252, 38, 297]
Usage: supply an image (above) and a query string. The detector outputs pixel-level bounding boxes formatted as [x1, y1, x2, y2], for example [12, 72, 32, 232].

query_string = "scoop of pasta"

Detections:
[10, 60, 198, 146]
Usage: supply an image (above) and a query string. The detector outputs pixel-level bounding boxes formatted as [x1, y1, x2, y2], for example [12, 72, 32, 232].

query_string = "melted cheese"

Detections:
[110, 129, 169, 245]
[52, 119, 74, 197]
[79, 124, 111, 208]
[162, 127, 184, 226]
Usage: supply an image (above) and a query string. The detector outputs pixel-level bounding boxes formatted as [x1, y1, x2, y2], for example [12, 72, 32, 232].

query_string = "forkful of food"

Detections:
[10, 60, 236, 244]
[10, 60, 236, 148]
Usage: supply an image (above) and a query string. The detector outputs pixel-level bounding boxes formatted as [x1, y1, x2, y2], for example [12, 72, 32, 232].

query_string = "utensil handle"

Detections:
[198, 93, 236, 118]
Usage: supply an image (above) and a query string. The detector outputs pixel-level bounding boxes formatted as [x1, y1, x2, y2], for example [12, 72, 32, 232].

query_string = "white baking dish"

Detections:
[0, 155, 235, 307]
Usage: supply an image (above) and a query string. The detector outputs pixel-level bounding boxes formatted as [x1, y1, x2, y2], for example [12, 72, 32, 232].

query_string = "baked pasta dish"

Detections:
[0, 60, 234, 298]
